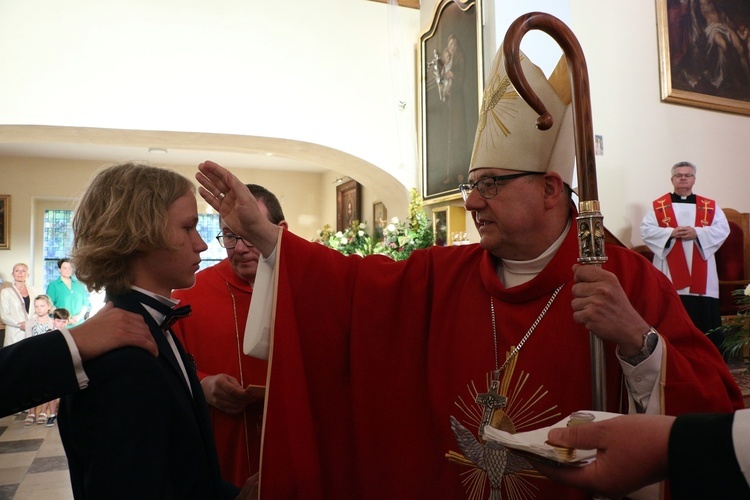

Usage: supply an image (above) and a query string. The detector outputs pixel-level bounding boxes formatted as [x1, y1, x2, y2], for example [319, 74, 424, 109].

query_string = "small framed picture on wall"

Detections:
[0, 195, 9, 250]
[336, 180, 361, 232]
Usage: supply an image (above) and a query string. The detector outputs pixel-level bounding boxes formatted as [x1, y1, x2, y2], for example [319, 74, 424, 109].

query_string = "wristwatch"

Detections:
[618, 327, 659, 366]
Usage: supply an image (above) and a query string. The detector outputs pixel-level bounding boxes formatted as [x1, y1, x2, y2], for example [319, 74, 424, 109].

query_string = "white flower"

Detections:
[339, 237, 347, 245]
[386, 223, 396, 232]
[745, 283, 750, 296]
[335, 231, 343, 238]
[358, 230, 365, 237]
[358, 222, 367, 230]
[390, 216, 400, 224]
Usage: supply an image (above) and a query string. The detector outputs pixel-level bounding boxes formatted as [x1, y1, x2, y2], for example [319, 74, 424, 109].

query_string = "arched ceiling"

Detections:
[0, 124, 410, 215]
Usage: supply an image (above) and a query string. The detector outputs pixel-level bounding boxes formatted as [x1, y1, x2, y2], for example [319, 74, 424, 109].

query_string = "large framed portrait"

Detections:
[656, 0, 750, 115]
[0, 195, 9, 250]
[336, 180, 361, 232]
[420, 0, 483, 201]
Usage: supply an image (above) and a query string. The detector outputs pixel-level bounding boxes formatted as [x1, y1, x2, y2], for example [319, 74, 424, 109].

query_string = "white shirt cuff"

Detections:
[619, 335, 663, 414]
[59, 327, 89, 389]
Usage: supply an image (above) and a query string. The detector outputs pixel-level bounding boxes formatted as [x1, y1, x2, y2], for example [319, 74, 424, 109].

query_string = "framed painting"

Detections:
[656, 0, 750, 115]
[372, 201, 387, 242]
[433, 208, 448, 246]
[336, 180, 361, 232]
[431, 205, 466, 246]
[0, 195, 9, 250]
[420, 0, 483, 201]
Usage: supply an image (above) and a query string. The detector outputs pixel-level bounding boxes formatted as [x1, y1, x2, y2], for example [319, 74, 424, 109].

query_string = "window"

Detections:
[198, 213, 225, 269]
[42, 210, 225, 289]
[43, 210, 74, 289]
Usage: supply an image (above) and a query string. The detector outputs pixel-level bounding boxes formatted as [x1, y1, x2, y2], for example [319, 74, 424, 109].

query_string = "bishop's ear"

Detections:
[542, 172, 565, 207]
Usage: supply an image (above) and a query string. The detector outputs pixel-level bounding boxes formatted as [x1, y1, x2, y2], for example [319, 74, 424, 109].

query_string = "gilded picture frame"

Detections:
[0, 195, 9, 250]
[656, 0, 750, 115]
[336, 180, 361, 232]
[419, 0, 483, 201]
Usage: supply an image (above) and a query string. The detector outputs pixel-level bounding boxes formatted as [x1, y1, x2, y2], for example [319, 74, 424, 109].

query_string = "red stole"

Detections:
[652, 193, 716, 294]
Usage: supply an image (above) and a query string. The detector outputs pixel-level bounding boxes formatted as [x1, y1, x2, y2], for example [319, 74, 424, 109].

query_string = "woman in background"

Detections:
[0, 263, 39, 346]
[46, 258, 89, 326]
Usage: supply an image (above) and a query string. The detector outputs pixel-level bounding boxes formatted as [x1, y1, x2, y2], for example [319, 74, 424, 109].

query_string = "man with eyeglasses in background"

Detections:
[173, 184, 287, 489]
[641, 161, 729, 349]
[196, 48, 742, 500]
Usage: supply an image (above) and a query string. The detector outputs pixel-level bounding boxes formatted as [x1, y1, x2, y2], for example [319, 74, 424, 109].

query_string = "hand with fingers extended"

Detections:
[196, 161, 280, 258]
[69, 301, 158, 359]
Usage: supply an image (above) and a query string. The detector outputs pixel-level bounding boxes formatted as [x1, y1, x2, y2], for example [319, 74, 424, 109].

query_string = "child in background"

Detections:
[24, 295, 55, 425]
[40, 308, 72, 427]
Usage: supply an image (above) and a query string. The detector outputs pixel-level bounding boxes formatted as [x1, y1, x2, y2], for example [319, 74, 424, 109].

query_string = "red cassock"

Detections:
[256, 222, 743, 500]
[173, 259, 267, 488]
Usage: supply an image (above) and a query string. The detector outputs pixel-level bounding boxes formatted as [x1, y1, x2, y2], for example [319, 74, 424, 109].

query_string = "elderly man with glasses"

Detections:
[172, 184, 287, 489]
[195, 49, 742, 500]
[640, 161, 730, 349]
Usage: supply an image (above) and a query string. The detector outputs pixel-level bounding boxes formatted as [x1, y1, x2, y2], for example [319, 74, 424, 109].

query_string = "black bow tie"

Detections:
[126, 290, 192, 330]
[160, 305, 192, 330]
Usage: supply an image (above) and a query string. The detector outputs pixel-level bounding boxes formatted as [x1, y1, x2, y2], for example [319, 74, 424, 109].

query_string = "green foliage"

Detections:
[315, 188, 434, 261]
[373, 189, 434, 261]
[316, 221, 373, 257]
[713, 284, 750, 362]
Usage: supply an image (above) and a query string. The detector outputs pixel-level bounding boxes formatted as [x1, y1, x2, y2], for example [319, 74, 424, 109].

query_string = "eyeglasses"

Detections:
[458, 172, 544, 201]
[672, 174, 695, 179]
[215, 232, 252, 249]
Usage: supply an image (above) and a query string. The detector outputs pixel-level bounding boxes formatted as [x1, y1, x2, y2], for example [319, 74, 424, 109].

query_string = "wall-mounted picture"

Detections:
[420, 0, 483, 200]
[0, 195, 9, 250]
[656, 0, 750, 115]
[336, 180, 361, 232]
[372, 202, 387, 242]
[433, 209, 448, 246]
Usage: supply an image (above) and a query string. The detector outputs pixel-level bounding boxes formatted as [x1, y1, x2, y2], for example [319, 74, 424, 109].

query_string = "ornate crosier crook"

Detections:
[502, 12, 608, 411]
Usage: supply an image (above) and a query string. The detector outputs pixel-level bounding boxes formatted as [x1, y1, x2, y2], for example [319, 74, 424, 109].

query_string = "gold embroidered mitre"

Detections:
[469, 46, 575, 186]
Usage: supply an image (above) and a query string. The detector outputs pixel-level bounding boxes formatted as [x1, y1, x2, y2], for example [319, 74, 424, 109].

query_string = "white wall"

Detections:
[571, 0, 750, 245]
[1, 0, 749, 252]
[0, 157, 325, 287]
[421, 0, 750, 246]
[0, 0, 421, 190]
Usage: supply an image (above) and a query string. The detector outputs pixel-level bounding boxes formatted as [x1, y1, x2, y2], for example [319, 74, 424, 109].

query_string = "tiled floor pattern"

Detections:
[0, 414, 72, 500]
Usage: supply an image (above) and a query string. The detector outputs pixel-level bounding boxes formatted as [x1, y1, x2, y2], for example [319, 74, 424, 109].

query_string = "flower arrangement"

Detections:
[316, 221, 373, 257]
[373, 189, 434, 261]
[715, 284, 750, 360]
[314, 188, 434, 261]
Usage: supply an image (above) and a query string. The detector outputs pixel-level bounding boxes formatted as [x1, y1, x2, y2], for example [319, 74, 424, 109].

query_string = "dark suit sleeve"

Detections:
[669, 413, 750, 498]
[62, 348, 175, 499]
[0, 331, 80, 417]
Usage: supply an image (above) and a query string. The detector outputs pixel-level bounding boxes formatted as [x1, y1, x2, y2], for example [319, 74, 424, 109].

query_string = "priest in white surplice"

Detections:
[641, 161, 729, 348]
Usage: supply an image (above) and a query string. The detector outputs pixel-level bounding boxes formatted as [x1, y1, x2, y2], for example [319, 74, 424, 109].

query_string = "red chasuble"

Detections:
[173, 259, 267, 488]
[257, 222, 742, 500]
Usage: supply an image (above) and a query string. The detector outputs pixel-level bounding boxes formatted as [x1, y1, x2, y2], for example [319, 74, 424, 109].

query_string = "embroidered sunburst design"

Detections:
[472, 74, 519, 163]
[473, 54, 529, 164]
[447, 353, 561, 500]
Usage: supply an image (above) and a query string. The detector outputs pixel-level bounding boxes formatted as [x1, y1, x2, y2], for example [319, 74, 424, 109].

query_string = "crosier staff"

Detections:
[502, 12, 608, 411]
